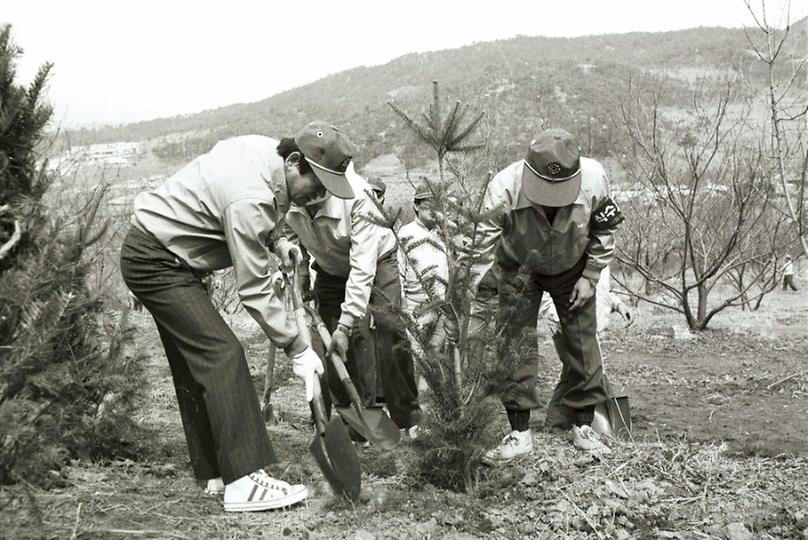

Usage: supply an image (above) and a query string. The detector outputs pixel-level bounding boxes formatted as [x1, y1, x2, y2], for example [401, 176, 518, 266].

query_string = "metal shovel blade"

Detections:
[323, 416, 362, 501]
[606, 395, 632, 439]
[309, 430, 342, 495]
[308, 383, 362, 501]
[305, 309, 400, 451]
[335, 404, 400, 452]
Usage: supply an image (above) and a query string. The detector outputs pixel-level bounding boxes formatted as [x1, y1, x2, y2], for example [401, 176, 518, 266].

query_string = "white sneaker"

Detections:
[572, 425, 611, 454]
[204, 477, 224, 496]
[408, 425, 420, 440]
[223, 469, 308, 512]
[481, 430, 533, 466]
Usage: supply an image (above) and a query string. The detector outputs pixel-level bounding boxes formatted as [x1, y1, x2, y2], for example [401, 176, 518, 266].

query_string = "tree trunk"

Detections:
[696, 284, 708, 329]
[765, 29, 808, 257]
[438, 154, 445, 183]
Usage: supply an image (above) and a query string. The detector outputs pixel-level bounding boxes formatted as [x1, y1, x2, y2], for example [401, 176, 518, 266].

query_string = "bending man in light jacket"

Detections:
[121, 122, 356, 512]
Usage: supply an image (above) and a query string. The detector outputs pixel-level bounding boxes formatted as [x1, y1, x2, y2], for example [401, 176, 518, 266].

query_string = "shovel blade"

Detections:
[335, 406, 400, 451]
[309, 435, 343, 495]
[323, 416, 362, 501]
[606, 395, 632, 439]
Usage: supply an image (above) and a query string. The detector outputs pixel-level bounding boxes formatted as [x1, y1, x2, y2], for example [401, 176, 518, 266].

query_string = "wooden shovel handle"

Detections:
[309, 376, 328, 435]
[289, 271, 311, 345]
[288, 266, 365, 415]
[311, 317, 365, 410]
[286, 266, 327, 433]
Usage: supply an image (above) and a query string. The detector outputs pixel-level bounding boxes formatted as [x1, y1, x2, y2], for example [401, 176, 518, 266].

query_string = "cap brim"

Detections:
[522, 164, 581, 207]
[308, 160, 355, 199]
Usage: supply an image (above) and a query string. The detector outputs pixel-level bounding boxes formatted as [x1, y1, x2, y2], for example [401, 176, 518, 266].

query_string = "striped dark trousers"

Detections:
[120, 227, 275, 484]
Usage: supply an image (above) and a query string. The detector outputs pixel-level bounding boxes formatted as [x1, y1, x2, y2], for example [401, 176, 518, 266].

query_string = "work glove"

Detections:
[275, 238, 302, 273]
[326, 324, 350, 361]
[292, 346, 325, 402]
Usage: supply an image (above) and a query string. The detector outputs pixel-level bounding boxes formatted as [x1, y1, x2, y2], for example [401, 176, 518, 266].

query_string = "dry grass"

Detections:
[2, 291, 807, 538]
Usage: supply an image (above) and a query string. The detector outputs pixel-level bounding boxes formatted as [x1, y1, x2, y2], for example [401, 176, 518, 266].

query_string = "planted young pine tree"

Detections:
[385, 82, 520, 492]
[0, 25, 149, 488]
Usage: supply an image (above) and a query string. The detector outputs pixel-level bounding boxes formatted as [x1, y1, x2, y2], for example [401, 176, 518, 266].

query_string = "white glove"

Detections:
[292, 346, 325, 402]
[276, 238, 302, 272]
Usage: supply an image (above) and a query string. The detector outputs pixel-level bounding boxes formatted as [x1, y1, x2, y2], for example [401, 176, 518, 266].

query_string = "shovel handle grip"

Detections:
[312, 319, 365, 408]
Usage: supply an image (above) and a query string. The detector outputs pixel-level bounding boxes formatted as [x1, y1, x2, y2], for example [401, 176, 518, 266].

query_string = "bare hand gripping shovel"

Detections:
[287, 268, 361, 502]
[304, 307, 401, 451]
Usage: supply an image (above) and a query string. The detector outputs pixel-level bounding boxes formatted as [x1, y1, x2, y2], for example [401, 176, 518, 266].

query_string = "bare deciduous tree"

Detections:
[740, 0, 808, 256]
[616, 82, 790, 330]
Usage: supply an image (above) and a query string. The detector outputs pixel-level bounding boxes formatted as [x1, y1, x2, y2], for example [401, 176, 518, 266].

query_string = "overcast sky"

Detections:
[4, 0, 805, 128]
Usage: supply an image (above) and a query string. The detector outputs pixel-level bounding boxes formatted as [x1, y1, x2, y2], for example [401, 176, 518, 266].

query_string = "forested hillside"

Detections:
[62, 21, 807, 170]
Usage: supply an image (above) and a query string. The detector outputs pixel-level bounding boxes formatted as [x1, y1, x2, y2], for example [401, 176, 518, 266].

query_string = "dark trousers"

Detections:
[783, 275, 798, 291]
[120, 227, 275, 484]
[493, 257, 609, 424]
[314, 254, 420, 429]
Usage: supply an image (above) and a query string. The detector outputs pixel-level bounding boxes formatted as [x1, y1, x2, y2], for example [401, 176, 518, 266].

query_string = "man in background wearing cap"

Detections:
[274, 126, 421, 435]
[398, 181, 449, 402]
[455, 128, 624, 465]
[369, 177, 387, 206]
[120, 122, 362, 512]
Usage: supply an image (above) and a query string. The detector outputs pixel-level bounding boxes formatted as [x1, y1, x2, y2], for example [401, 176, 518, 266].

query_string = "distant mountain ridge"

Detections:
[64, 20, 807, 169]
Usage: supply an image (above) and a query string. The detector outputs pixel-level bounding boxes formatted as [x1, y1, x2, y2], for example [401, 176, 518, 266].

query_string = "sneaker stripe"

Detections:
[248, 484, 259, 502]
[260, 488, 267, 501]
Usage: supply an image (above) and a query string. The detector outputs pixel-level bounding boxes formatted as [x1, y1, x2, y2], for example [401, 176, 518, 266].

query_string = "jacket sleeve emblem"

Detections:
[591, 197, 624, 230]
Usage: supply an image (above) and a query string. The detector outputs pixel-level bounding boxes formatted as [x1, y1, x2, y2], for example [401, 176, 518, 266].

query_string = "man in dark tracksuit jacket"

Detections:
[462, 128, 623, 465]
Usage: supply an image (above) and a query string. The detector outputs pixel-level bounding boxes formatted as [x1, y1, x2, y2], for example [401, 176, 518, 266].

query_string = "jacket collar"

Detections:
[286, 193, 342, 220]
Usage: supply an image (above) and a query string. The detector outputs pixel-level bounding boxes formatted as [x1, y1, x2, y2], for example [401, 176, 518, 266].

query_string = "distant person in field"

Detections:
[120, 121, 362, 512]
[539, 266, 632, 430]
[782, 255, 798, 292]
[448, 128, 624, 465]
[398, 180, 449, 358]
[274, 144, 421, 437]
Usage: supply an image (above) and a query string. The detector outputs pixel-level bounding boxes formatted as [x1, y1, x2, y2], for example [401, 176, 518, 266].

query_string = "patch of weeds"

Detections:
[753, 505, 808, 537]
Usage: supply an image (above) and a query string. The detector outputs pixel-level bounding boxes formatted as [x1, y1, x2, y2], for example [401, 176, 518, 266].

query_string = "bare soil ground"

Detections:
[2, 289, 807, 539]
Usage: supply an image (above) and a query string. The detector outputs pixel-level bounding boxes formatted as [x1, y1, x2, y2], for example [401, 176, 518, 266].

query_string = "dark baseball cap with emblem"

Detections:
[522, 128, 582, 207]
[369, 177, 387, 196]
[295, 121, 357, 199]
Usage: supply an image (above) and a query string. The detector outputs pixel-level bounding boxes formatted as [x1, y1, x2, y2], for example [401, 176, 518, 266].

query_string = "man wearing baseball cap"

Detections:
[368, 177, 387, 206]
[451, 128, 624, 464]
[398, 180, 449, 352]
[120, 121, 370, 512]
[275, 123, 421, 434]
